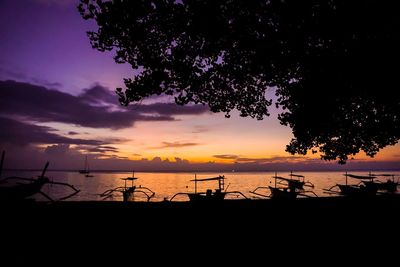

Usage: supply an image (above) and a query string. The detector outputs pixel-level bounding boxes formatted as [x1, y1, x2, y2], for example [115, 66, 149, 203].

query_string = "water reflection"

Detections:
[2, 171, 399, 201]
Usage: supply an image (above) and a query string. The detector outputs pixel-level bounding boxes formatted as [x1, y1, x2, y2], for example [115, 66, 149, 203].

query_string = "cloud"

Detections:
[44, 144, 71, 155]
[0, 66, 61, 88]
[212, 155, 310, 163]
[192, 125, 210, 133]
[1, 136, 399, 171]
[32, 0, 76, 7]
[151, 141, 200, 149]
[80, 85, 119, 107]
[0, 80, 209, 129]
[0, 66, 27, 80]
[76, 145, 119, 153]
[213, 154, 239, 160]
[235, 156, 311, 164]
[3, 144, 399, 172]
[68, 131, 79, 135]
[31, 78, 62, 88]
[129, 103, 209, 116]
[0, 117, 107, 146]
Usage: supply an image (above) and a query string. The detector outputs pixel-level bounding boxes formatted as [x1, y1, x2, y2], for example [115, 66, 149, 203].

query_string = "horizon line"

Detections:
[3, 168, 400, 173]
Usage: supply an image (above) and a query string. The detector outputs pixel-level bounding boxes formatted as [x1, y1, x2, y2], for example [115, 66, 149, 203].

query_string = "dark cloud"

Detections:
[235, 156, 310, 164]
[44, 144, 70, 155]
[0, 80, 208, 129]
[101, 137, 130, 144]
[76, 145, 119, 153]
[151, 141, 200, 149]
[31, 78, 62, 88]
[68, 131, 79, 135]
[129, 103, 209, 116]
[174, 157, 190, 164]
[213, 154, 239, 160]
[0, 117, 106, 146]
[213, 155, 309, 163]
[80, 85, 118, 106]
[1, 140, 399, 171]
[0, 65, 61, 88]
[0, 66, 27, 80]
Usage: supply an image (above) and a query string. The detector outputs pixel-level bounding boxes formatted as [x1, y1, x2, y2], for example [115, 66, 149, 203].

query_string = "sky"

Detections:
[0, 0, 399, 171]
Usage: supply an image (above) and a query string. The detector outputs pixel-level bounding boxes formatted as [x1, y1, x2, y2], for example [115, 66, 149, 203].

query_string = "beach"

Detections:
[2, 195, 399, 265]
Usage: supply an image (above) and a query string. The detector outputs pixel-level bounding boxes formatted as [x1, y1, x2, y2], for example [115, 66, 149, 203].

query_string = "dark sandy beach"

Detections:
[2, 195, 399, 264]
[3, 195, 399, 229]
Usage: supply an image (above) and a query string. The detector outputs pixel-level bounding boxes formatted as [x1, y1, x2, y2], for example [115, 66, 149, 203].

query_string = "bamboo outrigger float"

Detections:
[100, 171, 155, 202]
[169, 175, 248, 202]
[250, 172, 317, 199]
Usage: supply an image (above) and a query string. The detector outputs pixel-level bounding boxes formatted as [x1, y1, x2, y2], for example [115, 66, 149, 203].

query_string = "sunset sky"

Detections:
[1, 0, 399, 171]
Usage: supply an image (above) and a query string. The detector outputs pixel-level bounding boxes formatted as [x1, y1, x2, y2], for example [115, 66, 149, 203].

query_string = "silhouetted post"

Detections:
[0, 151, 4, 178]
[194, 174, 197, 194]
[345, 171, 348, 185]
[275, 172, 277, 188]
[40, 162, 49, 178]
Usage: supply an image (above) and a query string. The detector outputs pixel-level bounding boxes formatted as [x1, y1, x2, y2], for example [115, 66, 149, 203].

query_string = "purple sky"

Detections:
[0, 0, 399, 171]
[0, 0, 131, 93]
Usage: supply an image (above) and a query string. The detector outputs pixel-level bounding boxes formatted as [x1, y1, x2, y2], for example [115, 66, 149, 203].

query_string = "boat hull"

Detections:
[0, 178, 46, 201]
[269, 187, 298, 199]
[187, 192, 226, 202]
[337, 184, 377, 196]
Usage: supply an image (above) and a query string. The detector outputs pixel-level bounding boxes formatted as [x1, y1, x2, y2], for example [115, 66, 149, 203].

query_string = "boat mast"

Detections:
[0, 151, 4, 179]
[85, 156, 89, 172]
[40, 162, 50, 178]
[194, 174, 197, 194]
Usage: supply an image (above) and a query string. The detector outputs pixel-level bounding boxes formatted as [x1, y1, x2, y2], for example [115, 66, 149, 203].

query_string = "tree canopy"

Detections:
[78, 0, 400, 163]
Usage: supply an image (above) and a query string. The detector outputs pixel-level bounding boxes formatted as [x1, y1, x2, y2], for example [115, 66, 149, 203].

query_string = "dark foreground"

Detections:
[2, 195, 400, 264]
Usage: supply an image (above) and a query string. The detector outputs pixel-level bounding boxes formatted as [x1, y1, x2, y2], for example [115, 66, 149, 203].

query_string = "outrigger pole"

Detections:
[0, 151, 5, 179]
[194, 174, 197, 194]
[40, 162, 50, 179]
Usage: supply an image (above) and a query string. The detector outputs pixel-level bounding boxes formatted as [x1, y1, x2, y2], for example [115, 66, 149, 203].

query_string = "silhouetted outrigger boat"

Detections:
[169, 175, 247, 202]
[100, 172, 155, 202]
[0, 151, 80, 201]
[250, 172, 317, 199]
[362, 173, 399, 193]
[324, 173, 378, 196]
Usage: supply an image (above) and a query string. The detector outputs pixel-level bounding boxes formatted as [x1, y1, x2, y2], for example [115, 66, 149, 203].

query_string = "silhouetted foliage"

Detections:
[78, 0, 400, 163]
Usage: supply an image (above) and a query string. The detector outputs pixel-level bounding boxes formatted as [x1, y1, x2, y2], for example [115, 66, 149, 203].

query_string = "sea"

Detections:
[2, 170, 399, 202]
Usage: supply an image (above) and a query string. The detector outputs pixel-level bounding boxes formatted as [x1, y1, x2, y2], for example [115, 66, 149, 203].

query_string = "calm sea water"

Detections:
[2, 170, 399, 201]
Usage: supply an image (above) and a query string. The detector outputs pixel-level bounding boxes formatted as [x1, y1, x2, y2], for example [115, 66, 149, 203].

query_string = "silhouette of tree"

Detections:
[78, 0, 399, 163]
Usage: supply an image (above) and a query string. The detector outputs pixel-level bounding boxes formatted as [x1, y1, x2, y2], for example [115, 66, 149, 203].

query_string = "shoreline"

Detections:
[3, 194, 399, 214]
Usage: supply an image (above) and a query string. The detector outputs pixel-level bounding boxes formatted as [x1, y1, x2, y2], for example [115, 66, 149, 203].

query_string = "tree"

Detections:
[78, 0, 400, 163]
